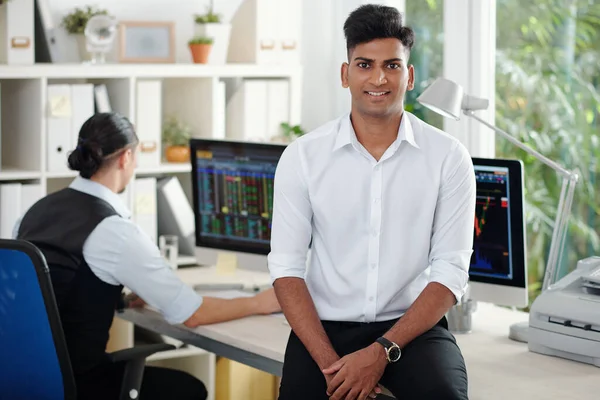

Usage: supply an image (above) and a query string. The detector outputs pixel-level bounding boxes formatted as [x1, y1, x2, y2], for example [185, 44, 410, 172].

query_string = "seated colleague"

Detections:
[14, 113, 280, 400]
[268, 5, 475, 400]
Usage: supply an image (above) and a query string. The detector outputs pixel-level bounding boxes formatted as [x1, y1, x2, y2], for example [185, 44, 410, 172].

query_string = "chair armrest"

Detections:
[107, 343, 176, 363]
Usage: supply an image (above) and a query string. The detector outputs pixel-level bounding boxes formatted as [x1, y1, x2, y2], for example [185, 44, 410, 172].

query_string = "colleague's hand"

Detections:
[253, 288, 281, 315]
[323, 344, 387, 400]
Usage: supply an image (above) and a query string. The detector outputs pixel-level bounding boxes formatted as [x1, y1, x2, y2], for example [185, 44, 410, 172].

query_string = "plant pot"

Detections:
[189, 44, 212, 64]
[165, 145, 190, 163]
[194, 23, 231, 64]
[74, 34, 90, 62]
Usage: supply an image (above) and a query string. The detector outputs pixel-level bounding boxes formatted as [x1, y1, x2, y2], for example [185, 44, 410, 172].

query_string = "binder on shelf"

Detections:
[0, 0, 35, 65]
[133, 177, 157, 244]
[226, 79, 290, 142]
[71, 84, 95, 146]
[226, 80, 268, 141]
[46, 84, 72, 173]
[34, 0, 62, 62]
[94, 84, 112, 113]
[0, 183, 22, 239]
[135, 80, 162, 168]
[266, 79, 290, 139]
[227, 0, 301, 65]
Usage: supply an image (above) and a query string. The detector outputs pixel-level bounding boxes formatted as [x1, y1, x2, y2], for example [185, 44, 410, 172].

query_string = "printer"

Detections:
[528, 256, 600, 367]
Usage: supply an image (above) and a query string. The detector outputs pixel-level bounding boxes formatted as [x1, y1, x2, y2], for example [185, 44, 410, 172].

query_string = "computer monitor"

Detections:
[189, 138, 287, 271]
[469, 158, 528, 307]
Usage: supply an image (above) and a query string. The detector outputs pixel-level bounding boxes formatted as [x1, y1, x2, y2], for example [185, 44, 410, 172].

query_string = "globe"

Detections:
[84, 15, 117, 64]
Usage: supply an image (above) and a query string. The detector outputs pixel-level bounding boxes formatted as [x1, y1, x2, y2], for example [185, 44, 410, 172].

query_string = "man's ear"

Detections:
[341, 62, 349, 88]
[407, 64, 415, 91]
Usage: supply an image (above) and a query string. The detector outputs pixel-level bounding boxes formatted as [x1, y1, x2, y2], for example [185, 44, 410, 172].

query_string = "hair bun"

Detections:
[67, 144, 103, 179]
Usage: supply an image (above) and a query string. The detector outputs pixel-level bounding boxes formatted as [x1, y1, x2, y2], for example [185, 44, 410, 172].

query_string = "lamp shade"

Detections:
[416, 77, 464, 120]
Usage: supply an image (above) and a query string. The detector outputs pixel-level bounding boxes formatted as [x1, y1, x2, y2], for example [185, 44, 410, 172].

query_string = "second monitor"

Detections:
[469, 158, 528, 307]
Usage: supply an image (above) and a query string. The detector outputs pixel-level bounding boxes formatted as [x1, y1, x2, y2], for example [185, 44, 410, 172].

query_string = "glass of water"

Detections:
[159, 235, 179, 270]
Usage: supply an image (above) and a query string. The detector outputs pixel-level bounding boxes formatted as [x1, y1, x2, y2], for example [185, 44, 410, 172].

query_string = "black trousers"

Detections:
[75, 360, 208, 400]
[279, 317, 468, 400]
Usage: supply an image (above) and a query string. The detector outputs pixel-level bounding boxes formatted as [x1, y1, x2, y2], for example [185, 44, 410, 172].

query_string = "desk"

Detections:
[118, 268, 600, 400]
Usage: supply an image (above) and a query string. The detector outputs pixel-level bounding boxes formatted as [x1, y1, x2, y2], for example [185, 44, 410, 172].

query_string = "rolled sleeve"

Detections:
[268, 141, 313, 283]
[428, 142, 476, 303]
[85, 217, 203, 325]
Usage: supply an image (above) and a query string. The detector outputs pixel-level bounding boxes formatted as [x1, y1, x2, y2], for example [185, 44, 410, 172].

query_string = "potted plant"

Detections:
[162, 116, 192, 163]
[61, 6, 109, 61]
[194, 0, 231, 64]
[188, 36, 213, 64]
[271, 122, 306, 143]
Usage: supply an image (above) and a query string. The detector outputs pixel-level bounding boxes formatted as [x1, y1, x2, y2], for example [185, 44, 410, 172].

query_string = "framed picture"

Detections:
[118, 21, 175, 63]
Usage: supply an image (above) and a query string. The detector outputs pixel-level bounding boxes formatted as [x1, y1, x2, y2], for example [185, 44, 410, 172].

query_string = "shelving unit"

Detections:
[0, 63, 302, 400]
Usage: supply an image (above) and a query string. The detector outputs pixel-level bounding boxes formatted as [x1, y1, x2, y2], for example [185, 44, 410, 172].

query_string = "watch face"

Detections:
[388, 347, 401, 362]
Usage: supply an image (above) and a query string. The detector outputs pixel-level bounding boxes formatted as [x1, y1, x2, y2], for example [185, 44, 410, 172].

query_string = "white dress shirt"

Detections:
[14, 176, 203, 324]
[268, 112, 476, 323]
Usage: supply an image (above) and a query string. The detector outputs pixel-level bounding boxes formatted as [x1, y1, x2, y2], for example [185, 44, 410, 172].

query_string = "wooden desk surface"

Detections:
[119, 267, 600, 399]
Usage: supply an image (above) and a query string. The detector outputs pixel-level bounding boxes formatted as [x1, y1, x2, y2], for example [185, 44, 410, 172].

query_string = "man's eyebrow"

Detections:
[352, 57, 405, 63]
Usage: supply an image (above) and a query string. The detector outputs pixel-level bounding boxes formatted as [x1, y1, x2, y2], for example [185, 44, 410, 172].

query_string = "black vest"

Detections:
[18, 188, 123, 375]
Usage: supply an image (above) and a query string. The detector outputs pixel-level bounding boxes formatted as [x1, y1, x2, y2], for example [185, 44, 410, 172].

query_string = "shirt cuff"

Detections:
[268, 253, 307, 283]
[429, 258, 470, 304]
[162, 285, 204, 325]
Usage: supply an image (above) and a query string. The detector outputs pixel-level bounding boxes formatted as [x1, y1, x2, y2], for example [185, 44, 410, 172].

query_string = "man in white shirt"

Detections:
[268, 4, 475, 400]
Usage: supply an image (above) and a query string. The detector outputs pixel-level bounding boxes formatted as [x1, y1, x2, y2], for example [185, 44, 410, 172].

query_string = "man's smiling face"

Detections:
[341, 38, 415, 119]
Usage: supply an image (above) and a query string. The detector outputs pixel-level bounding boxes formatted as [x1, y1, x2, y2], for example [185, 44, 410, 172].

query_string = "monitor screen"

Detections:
[470, 158, 527, 291]
[190, 139, 286, 256]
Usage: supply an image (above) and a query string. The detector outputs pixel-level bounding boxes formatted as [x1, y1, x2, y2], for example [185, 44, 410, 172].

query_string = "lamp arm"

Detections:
[464, 110, 575, 179]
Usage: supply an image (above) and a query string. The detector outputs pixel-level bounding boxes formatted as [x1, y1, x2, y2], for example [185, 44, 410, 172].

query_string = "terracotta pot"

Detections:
[189, 44, 212, 64]
[165, 146, 190, 163]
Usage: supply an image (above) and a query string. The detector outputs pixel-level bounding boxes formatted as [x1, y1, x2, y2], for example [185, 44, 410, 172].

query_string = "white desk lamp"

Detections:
[416, 77, 579, 342]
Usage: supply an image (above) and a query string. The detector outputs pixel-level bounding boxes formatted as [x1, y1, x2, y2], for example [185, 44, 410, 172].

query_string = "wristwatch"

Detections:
[375, 337, 402, 363]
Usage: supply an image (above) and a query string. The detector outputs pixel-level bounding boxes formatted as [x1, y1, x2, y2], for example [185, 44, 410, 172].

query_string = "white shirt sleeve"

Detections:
[267, 141, 313, 283]
[84, 216, 203, 324]
[428, 141, 476, 302]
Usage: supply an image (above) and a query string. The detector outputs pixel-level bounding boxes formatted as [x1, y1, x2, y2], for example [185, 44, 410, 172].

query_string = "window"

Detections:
[495, 0, 600, 302]
[405, 0, 444, 129]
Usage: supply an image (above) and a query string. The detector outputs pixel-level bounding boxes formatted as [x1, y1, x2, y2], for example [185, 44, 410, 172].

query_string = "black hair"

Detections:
[68, 112, 138, 179]
[343, 4, 415, 57]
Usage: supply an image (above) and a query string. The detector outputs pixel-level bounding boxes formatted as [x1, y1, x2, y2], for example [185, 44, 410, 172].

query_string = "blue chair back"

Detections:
[0, 239, 76, 400]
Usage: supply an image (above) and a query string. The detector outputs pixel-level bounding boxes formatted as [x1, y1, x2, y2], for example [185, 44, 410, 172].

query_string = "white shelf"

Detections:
[135, 162, 191, 176]
[146, 345, 208, 362]
[0, 63, 302, 79]
[0, 168, 41, 180]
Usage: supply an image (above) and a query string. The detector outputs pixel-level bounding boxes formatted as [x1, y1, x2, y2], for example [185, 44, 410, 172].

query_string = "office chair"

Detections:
[0, 239, 175, 400]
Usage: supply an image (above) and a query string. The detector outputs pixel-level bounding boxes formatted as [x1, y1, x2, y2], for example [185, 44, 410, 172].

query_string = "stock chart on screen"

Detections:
[471, 165, 513, 280]
[193, 145, 281, 249]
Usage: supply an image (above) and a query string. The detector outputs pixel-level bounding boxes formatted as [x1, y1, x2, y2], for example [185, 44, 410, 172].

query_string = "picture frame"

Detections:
[118, 21, 175, 63]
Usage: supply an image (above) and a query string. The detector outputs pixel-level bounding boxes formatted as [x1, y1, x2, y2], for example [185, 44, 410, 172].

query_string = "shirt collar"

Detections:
[69, 176, 132, 219]
[333, 112, 420, 153]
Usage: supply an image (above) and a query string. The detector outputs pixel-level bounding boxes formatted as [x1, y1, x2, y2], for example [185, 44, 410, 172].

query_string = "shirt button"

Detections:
[371, 263, 376, 269]
[373, 198, 380, 204]
[372, 230, 378, 237]
[369, 296, 374, 302]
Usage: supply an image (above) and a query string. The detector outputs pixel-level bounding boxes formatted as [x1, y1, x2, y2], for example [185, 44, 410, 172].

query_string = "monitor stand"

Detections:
[509, 321, 529, 343]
